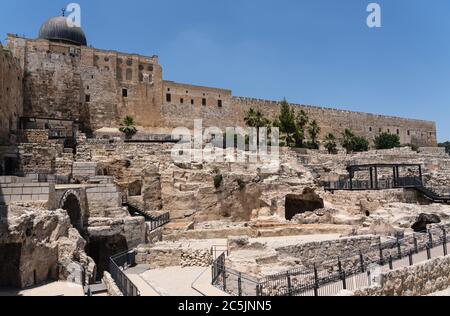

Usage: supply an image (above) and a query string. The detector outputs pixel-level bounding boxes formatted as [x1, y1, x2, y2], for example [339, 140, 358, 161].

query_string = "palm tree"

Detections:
[341, 128, 355, 153]
[308, 120, 321, 148]
[244, 108, 271, 143]
[119, 116, 138, 140]
[295, 110, 309, 148]
[324, 133, 337, 154]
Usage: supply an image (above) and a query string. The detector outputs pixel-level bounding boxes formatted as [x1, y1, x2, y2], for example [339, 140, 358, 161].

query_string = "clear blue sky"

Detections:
[1, 0, 449, 141]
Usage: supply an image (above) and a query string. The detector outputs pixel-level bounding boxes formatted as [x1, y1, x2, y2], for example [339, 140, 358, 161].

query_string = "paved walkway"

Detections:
[0, 282, 84, 296]
[125, 265, 229, 296]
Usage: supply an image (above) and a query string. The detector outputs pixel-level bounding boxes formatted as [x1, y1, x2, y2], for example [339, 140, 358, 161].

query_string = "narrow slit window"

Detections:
[202, 98, 206, 106]
[122, 89, 128, 97]
[166, 93, 172, 102]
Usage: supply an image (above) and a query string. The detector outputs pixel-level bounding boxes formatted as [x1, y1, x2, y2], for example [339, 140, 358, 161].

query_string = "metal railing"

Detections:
[123, 195, 170, 231]
[148, 212, 170, 231]
[109, 250, 141, 297]
[212, 225, 450, 296]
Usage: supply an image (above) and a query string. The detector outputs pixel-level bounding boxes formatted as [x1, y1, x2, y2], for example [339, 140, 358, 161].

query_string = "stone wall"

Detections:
[85, 183, 122, 217]
[7, 35, 163, 132]
[0, 44, 23, 146]
[0, 206, 95, 288]
[234, 98, 436, 147]
[0, 176, 53, 205]
[350, 254, 450, 296]
[102, 271, 123, 296]
[275, 235, 380, 267]
[136, 244, 212, 269]
[6, 35, 437, 147]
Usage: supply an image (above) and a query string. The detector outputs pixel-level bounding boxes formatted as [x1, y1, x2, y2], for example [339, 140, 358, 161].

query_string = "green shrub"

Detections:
[374, 132, 400, 150]
[214, 174, 223, 189]
[237, 179, 246, 191]
[352, 136, 369, 152]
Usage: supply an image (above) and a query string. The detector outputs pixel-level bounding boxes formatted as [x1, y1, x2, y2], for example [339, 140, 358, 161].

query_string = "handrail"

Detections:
[211, 224, 450, 296]
[109, 250, 141, 297]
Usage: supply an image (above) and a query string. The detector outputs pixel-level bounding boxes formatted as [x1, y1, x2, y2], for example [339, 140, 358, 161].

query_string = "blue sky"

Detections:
[1, 0, 449, 141]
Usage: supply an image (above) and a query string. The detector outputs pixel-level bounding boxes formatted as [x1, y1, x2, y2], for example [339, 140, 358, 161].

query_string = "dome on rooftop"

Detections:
[38, 16, 87, 46]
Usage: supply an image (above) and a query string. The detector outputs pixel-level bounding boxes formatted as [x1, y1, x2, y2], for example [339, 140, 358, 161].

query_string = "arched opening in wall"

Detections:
[128, 180, 142, 197]
[62, 194, 82, 231]
[0, 243, 22, 289]
[87, 235, 128, 280]
[285, 189, 324, 221]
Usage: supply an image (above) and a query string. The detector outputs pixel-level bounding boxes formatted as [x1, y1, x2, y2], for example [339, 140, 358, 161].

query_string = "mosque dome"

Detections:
[38, 16, 87, 46]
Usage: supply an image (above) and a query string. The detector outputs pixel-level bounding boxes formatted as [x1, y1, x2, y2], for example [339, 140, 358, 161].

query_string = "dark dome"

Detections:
[38, 16, 87, 46]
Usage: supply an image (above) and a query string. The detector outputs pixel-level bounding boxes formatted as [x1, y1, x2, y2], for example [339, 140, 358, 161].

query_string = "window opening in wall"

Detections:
[166, 93, 172, 102]
[218, 100, 223, 108]
[369, 127, 372, 132]
[379, 128, 382, 133]
[180, 98, 184, 104]
[191, 99, 194, 105]
[85, 94, 91, 102]
[397, 129, 400, 135]
[122, 89, 128, 97]
[202, 98, 206, 106]
[126, 69, 132, 81]
[408, 130, 411, 136]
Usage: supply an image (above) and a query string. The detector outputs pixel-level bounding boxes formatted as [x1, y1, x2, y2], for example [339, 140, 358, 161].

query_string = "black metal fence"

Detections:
[123, 195, 170, 231]
[324, 177, 423, 191]
[148, 212, 170, 231]
[109, 250, 141, 297]
[212, 225, 450, 296]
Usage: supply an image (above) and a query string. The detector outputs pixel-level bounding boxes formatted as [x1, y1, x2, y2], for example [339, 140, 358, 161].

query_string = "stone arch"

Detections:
[59, 190, 83, 230]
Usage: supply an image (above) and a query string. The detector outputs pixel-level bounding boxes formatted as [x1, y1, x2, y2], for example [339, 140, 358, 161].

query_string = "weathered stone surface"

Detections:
[351, 255, 450, 296]
[0, 205, 95, 288]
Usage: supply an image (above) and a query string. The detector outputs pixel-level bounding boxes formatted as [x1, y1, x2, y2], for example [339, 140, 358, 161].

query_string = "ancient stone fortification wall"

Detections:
[7, 35, 163, 132]
[5, 35, 438, 146]
[233, 97, 437, 147]
[0, 44, 23, 146]
[351, 254, 450, 296]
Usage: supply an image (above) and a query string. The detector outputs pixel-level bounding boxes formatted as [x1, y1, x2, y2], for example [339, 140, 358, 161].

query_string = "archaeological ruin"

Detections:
[0, 12, 449, 297]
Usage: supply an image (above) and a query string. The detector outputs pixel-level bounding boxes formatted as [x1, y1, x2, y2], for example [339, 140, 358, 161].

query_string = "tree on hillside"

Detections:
[374, 132, 400, 150]
[275, 99, 297, 147]
[352, 136, 369, 152]
[119, 116, 138, 140]
[341, 128, 369, 153]
[324, 133, 338, 154]
[295, 110, 309, 147]
[244, 108, 271, 143]
[341, 129, 355, 154]
[439, 142, 450, 155]
[307, 120, 321, 149]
